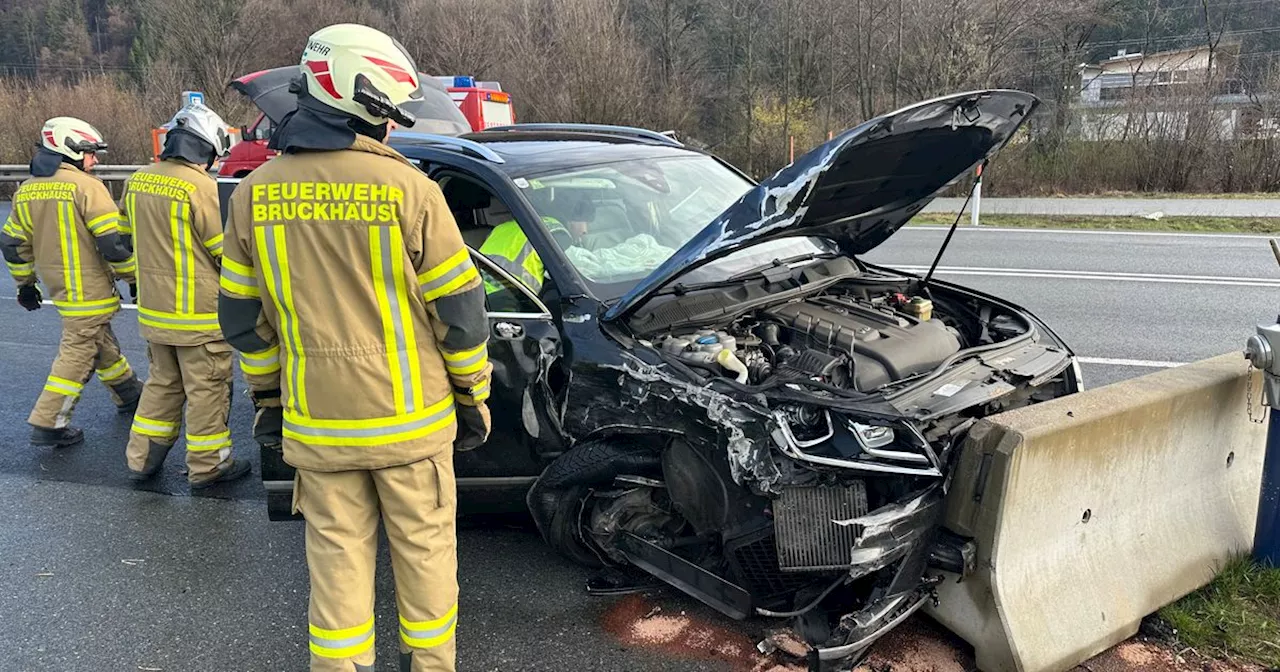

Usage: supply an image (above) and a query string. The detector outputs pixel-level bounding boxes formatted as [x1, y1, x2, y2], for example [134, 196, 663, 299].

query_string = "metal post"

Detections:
[1244, 322, 1280, 565]
[971, 163, 983, 228]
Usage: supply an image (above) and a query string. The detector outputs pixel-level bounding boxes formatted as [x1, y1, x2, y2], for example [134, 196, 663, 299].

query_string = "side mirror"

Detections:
[239, 125, 253, 139]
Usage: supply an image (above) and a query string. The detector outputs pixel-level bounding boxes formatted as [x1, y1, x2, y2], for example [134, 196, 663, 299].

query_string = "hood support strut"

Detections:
[921, 160, 985, 291]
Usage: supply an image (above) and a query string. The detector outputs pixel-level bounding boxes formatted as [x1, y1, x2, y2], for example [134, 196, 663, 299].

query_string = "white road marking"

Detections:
[1077, 356, 1185, 368]
[903, 225, 1276, 240]
[892, 265, 1280, 287]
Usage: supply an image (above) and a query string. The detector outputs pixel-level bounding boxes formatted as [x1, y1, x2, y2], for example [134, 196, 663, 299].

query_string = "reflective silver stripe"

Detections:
[491, 253, 541, 292]
[45, 379, 83, 396]
[399, 611, 458, 641]
[470, 379, 490, 401]
[310, 628, 375, 652]
[241, 347, 278, 366]
[137, 310, 220, 328]
[174, 201, 192, 313]
[419, 256, 476, 296]
[444, 348, 485, 370]
[377, 227, 416, 413]
[284, 403, 455, 440]
[221, 266, 255, 287]
[132, 417, 177, 434]
[61, 201, 79, 301]
[260, 226, 304, 412]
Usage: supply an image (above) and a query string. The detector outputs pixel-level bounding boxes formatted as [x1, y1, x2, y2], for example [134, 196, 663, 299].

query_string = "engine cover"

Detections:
[766, 296, 961, 390]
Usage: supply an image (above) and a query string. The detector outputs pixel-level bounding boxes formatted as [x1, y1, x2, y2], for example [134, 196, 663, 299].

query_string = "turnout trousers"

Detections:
[29, 316, 138, 429]
[296, 453, 459, 672]
[124, 341, 234, 482]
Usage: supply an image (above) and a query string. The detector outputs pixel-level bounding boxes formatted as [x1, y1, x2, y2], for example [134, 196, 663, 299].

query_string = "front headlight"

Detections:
[849, 422, 895, 449]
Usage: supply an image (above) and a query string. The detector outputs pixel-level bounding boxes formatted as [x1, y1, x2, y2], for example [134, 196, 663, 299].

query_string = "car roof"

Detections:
[390, 130, 709, 178]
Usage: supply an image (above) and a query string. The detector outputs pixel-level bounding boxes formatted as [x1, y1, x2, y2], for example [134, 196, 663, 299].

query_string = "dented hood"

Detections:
[604, 90, 1038, 322]
[229, 66, 472, 135]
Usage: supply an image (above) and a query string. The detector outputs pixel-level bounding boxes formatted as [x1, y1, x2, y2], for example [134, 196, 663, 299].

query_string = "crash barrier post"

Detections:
[971, 163, 982, 227]
[1244, 322, 1280, 566]
[928, 353, 1267, 672]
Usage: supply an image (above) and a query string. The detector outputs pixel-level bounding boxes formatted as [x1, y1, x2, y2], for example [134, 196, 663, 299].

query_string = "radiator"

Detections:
[773, 482, 869, 572]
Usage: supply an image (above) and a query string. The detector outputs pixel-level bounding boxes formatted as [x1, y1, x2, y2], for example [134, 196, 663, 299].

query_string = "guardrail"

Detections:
[0, 164, 144, 183]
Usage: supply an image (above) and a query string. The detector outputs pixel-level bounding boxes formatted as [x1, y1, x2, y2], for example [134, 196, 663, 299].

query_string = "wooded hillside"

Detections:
[3, 0, 1280, 193]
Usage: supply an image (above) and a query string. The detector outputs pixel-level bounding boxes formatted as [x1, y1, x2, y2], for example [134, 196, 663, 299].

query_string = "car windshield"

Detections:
[518, 154, 833, 299]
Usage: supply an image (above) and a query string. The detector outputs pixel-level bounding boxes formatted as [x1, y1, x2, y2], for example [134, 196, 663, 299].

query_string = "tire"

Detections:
[527, 436, 664, 568]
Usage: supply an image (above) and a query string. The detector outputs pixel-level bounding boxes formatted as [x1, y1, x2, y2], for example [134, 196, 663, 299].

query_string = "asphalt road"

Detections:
[924, 196, 1280, 217]
[866, 225, 1276, 387]
[1, 212, 1274, 670]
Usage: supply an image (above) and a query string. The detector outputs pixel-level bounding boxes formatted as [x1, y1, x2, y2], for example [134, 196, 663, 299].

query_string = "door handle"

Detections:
[494, 321, 524, 339]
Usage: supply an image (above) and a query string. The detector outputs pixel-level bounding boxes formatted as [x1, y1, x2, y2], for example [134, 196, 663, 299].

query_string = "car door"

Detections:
[455, 251, 564, 484]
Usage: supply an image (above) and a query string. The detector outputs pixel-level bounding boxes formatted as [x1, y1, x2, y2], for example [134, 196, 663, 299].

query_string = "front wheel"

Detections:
[526, 436, 664, 567]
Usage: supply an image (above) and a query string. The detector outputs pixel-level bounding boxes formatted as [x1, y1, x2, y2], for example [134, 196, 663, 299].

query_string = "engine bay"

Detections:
[645, 261, 1035, 393]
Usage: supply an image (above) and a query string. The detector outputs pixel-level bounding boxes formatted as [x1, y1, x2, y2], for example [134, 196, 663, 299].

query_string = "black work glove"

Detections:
[16, 284, 41, 311]
[454, 404, 490, 452]
[128, 282, 138, 303]
[250, 389, 284, 449]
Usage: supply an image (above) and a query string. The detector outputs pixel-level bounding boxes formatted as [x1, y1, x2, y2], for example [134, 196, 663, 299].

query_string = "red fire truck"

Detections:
[214, 71, 513, 177]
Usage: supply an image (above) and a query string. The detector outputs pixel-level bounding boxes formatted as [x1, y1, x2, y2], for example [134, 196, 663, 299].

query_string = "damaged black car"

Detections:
[228, 87, 1079, 670]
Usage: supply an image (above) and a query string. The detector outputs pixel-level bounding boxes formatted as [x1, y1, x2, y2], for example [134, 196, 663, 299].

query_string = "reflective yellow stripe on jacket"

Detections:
[219, 257, 259, 298]
[283, 396, 456, 447]
[239, 344, 281, 376]
[417, 248, 479, 303]
[52, 296, 119, 318]
[372, 225, 423, 414]
[256, 225, 308, 414]
[57, 200, 82, 302]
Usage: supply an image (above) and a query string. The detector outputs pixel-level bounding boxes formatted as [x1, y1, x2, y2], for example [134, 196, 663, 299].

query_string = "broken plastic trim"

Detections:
[815, 591, 930, 661]
[772, 411, 942, 478]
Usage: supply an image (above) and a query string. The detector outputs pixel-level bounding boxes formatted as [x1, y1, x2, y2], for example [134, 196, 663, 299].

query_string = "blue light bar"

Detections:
[453, 76, 475, 88]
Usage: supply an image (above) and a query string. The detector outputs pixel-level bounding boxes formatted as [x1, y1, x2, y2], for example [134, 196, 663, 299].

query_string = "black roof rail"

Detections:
[481, 123, 684, 148]
[388, 131, 506, 164]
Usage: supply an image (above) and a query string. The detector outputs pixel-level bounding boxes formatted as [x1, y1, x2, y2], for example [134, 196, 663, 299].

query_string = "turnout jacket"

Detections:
[121, 159, 225, 345]
[1, 163, 134, 323]
[218, 135, 491, 472]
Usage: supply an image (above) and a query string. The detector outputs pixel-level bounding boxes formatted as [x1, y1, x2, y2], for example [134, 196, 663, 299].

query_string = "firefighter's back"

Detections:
[226, 138, 458, 472]
[15, 166, 120, 319]
[125, 160, 224, 344]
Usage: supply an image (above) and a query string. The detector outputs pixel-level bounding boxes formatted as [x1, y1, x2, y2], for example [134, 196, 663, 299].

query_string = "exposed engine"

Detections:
[654, 286, 993, 392]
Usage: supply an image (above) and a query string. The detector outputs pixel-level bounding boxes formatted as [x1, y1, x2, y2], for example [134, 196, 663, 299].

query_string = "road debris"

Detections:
[34, 572, 54, 578]
[601, 593, 804, 672]
[121, 559, 146, 566]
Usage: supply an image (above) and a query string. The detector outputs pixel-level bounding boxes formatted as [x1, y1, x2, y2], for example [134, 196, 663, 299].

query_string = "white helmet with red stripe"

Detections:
[300, 24, 422, 126]
[40, 117, 108, 161]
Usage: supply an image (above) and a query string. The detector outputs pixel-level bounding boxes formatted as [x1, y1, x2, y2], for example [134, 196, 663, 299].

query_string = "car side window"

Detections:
[472, 253, 546, 315]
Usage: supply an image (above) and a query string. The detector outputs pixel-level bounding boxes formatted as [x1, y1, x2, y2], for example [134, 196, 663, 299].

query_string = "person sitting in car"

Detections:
[479, 199, 595, 295]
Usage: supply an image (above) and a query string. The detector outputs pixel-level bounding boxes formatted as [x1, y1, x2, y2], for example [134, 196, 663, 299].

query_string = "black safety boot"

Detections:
[114, 376, 144, 414]
[190, 459, 251, 490]
[127, 441, 174, 481]
[31, 426, 84, 448]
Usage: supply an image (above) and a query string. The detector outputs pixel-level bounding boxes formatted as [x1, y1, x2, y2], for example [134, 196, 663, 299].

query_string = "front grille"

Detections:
[774, 483, 869, 571]
[724, 526, 816, 600]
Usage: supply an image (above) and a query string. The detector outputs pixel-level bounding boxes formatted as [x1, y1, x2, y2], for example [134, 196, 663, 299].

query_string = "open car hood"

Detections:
[228, 66, 472, 136]
[604, 89, 1039, 322]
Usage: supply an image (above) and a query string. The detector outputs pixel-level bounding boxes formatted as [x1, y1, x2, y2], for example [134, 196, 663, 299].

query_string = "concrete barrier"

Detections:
[929, 353, 1267, 672]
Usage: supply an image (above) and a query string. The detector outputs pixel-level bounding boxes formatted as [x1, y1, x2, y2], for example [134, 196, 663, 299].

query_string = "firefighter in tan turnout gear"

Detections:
[122, 103, 251, 487]
[0, 117, 143, 447]
[218, 24, 491, 671]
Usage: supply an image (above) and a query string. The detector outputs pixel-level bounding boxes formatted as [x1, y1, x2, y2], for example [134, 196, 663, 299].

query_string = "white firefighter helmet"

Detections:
[167, 102, 233, 157]
[40, 117, 108, 161]
[300, 23, 422, 126]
